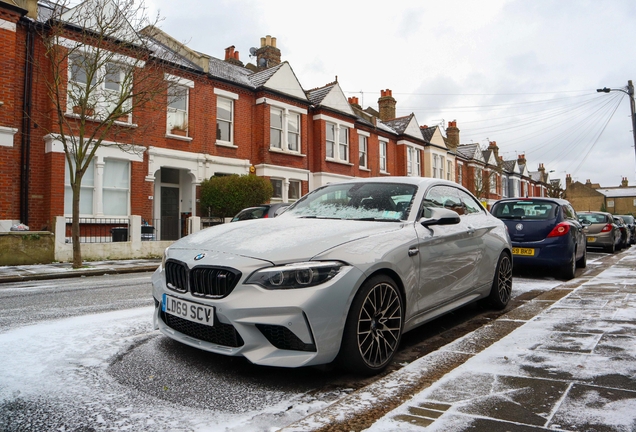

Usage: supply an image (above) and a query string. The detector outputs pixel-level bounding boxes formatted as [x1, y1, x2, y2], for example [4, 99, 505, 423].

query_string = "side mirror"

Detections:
[420, 207, 461, 227]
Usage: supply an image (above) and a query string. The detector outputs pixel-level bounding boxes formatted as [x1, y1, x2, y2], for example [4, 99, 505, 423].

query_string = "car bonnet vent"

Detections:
[165, 260, 188, 293]
[190, 266, 242, 298]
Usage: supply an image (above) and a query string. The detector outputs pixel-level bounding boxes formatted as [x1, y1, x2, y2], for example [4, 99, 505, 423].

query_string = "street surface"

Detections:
[0, 252, 611, 431]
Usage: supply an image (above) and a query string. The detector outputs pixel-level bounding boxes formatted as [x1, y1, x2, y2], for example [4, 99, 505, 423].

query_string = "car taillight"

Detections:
[601, 224, 613, 233]
[547, 222, 571, 237]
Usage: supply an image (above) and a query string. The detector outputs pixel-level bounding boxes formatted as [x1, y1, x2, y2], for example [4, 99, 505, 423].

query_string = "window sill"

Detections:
[270, 148, 305, 157]
[326, 158, 353, 166]
[379, 170, 391, 176]
[65, 112, 137, 128]
[166, 133, 193, 142]
[359, 167, 371, 172]
[216, 140, 238, 149]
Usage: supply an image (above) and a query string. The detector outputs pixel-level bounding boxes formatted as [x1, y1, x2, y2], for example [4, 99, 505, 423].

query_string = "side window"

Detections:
[457, 189, 484, 215]
[421, 186, 463, 218]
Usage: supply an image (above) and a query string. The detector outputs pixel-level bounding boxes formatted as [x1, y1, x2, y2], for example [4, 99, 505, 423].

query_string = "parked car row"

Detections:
[577, 211, 633, 253]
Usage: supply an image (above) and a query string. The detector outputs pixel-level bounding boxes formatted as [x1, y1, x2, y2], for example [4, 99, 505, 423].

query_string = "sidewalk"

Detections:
[283, 248, 636, 431]
[0, 259, 160, 283]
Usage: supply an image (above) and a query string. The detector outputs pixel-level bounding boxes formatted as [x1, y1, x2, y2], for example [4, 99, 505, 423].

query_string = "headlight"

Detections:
[246, 261, 345, 290]
[161, 247, 169, 269]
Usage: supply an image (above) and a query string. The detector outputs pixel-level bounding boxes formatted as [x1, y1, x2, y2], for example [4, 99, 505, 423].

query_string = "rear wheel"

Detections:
[488, 252, 513, 310]
[605, 238, 616, 253]
[576, 246, 587, 268]
[561, 249, 576, 280]
[338, 275, 403, 375]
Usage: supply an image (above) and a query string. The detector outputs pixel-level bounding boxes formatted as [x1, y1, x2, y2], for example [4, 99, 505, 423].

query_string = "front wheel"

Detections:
[338, 275, 403, 375]
[487, 252, 513, 310]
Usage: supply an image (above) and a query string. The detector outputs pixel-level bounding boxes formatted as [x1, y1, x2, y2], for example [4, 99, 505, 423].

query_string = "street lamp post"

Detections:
[597, 80, 636, 179]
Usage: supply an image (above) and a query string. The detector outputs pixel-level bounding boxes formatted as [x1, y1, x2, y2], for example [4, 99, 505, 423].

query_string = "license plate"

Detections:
[162, 294, 214, 326]
[512, 247, 535, 256]
[587, 237, 596, 243]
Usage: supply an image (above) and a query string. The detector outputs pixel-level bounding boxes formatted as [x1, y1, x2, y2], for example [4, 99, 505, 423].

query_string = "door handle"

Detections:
[467, 225, 476, 235]
[408, 247, 419, 257]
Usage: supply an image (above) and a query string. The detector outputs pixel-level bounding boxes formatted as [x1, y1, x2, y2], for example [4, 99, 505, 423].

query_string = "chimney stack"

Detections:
[224, 46, 244, 66]
[378, 89, 396, 121]
[488, 140, 499, 160]
[517, 154, 526, 166]
[565, 173, 572, 189]
[446, 120, 460, 152]
[255, 35, 281, 71]
[621, 177, 629, 187]
[348, 96, 360, 108]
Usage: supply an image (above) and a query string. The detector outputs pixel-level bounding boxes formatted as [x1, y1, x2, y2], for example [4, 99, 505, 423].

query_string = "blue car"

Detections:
[490, 197, 587, 280]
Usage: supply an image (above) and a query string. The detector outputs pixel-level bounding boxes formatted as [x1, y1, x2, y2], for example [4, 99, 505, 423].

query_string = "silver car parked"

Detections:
[152, 177, 513, 375]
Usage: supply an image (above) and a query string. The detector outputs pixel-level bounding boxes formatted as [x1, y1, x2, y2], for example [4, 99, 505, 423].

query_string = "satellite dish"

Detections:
[258, 57, 267, 67]
[249, 47, 257, 56]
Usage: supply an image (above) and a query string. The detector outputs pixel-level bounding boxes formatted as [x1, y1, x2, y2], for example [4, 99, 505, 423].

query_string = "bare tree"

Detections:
[39, 0, 181, 267]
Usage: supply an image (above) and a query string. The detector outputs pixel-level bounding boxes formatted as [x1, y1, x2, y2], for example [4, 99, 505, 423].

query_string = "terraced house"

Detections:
[0, 0, 552, 255]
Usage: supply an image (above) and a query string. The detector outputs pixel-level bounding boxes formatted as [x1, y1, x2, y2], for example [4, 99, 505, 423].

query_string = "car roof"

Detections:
[493, 197, 571, 206]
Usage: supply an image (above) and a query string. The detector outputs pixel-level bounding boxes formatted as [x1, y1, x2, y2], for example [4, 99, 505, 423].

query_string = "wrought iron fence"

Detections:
[64, 217, 130, 244]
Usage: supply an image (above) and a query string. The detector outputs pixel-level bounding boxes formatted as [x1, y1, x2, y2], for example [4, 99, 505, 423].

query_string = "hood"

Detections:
[168, 217, 404, 263]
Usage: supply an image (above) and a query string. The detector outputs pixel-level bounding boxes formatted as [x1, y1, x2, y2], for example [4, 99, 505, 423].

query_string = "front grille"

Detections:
[190, 267, 241, 298]
[165, 260, 241, 299]
[160, 310, 244, 348]
[256, 324, 316, 352]
[165, 260, 188, 293]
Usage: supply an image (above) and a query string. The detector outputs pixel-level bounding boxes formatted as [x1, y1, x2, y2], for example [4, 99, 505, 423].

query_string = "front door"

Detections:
[161, 186, 180, 240]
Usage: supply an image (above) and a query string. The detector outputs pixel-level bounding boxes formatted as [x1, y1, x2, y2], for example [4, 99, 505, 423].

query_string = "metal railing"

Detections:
[64, 217, 130, 244]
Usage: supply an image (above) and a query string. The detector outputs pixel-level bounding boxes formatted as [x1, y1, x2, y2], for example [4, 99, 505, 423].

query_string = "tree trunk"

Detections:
[72, 178, 83, 268]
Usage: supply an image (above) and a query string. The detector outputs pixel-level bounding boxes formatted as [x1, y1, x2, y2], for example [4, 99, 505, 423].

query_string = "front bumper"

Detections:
[151, 263, 364, 368]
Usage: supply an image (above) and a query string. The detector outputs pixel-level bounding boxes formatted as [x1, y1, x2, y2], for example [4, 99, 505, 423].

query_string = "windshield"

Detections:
[284, 182, 417, 221]
[491, 200, 558, 220]
[579, 213, 608, 224]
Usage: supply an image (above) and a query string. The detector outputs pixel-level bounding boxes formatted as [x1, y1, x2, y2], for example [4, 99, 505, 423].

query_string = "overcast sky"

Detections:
[145, 0, 636, 188]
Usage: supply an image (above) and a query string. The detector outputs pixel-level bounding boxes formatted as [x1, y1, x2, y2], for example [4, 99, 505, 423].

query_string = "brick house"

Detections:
[565, 175, 636, 215]
[0, 0, 551, 242]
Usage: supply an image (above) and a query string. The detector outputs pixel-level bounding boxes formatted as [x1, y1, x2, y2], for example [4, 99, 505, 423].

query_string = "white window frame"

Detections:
[64, 157, 130, 217]
[502, 176, 508, 197]
[359, 133, 368, 169]
[447, 160, 453, 181]
[313, 115, 353, 164]
[379, 139, 388, 172]
[407, 146, 421, 177]
[271, 178, 283, 200]
[270, 106, 301, 153]
[432, 154, 439, 178]
[67, 53, 131, 121]
[458, 163, 463, 184]
[288, 180, 301, 202]
[215, 88, 239, 147]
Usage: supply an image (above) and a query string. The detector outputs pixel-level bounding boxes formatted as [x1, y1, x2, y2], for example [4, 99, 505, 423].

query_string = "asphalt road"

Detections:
[0, 253, 610, 431]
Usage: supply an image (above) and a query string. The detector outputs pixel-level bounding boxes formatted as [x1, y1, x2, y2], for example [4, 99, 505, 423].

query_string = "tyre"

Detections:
[576, 246, 587, 268]
[487, 252, 513, 310]
[561, 249, 576, 280]
[605, 238, 616, 254]
[338, 275, 403, 375]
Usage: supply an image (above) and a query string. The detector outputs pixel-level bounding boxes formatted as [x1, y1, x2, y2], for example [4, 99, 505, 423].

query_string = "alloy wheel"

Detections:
[356, 282, 403, 368]
[496, 254, 513, 304]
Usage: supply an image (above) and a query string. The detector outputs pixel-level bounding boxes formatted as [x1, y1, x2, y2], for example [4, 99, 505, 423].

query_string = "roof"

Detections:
[456, 143, 480, 159]
[382, 114, 413, 135]
[306, 83, 336, 106]
[596, 187, 636, 198]
[420, 126, 436, 143]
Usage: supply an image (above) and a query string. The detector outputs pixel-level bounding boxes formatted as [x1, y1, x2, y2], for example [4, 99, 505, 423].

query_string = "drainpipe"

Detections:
[20, 20, 35, 225]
